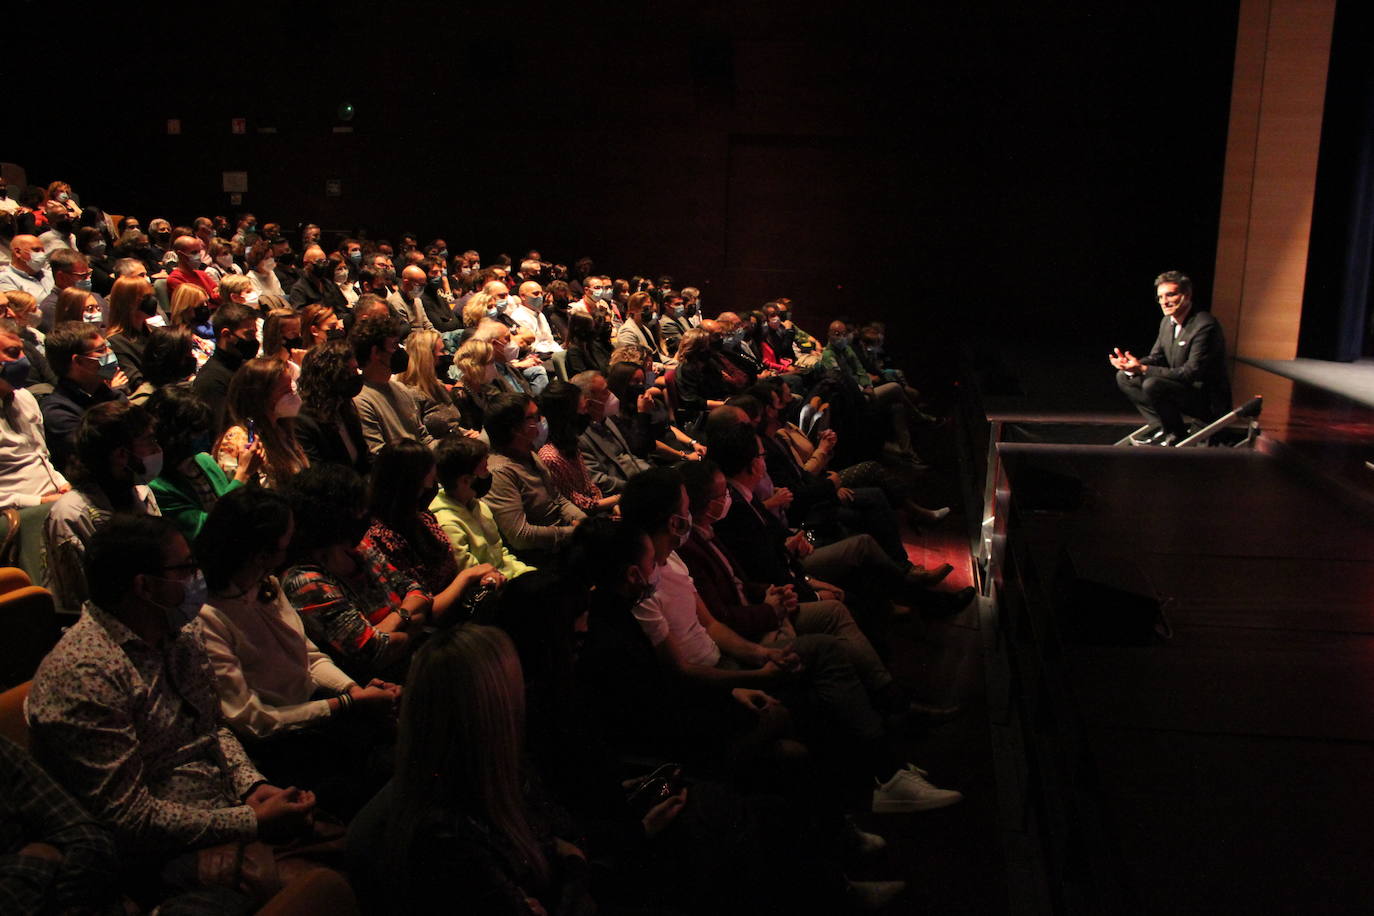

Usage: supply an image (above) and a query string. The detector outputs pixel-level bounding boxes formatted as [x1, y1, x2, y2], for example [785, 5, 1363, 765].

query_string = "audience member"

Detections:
[537, 380, 618, 513]
[40, 321, 128, 473]
[146, 384, 255, 539]
[430, 435, 535, 581]
[105, 275, 157, 389]
[296, 340, 371, 473]
[351, 314, 435, 453]
[27, 515, 317, 906]
[44, 401, 162, 614]
[192, 301, 259, 432]
[0, 318, 69, 507]
[483, 392, 585, 564]
[395, 328, 473, 438]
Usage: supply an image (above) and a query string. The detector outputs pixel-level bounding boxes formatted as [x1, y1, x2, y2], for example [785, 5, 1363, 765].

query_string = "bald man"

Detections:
[0, 235, 54, 301]
[165, 235, 219, 298]
[395, 264, 435, 333]
[508, 280, 562, 356]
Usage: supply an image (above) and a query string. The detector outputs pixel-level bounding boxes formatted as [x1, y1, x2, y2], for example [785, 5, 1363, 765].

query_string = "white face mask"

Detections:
[242, 290, 261, 305]
[274, 390, 302, 418]
[137, 449, 164, 483]
[216, 254, 233, 268]
[706, 490, 733, 523]
[334, 267, 351, 284]
[483, 363, 498, 383]
[600, 391, 620, 420]
[184, 253, 203, 268]
[502, 341, 520, 362]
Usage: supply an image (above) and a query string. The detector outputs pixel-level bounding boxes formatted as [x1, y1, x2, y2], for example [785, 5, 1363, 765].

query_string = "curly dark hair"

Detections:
[143, 325, 198, 388]
[298, 340, 360, 424]
[284, 463, 367, 558]
[619, 466, 685, 537]
[196, 487, 293, 593]
[145, 384, 212, 467]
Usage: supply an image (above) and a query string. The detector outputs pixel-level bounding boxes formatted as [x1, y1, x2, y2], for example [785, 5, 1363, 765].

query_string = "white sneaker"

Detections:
[872, 763, 964, 813]
[847, 879, 907, 910]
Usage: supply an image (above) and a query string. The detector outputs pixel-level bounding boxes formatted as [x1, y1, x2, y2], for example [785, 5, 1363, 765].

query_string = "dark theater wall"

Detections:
[10, 1, 1239, 360]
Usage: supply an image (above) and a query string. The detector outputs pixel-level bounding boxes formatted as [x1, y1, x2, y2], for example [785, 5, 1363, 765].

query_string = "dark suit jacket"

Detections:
[295, 407, 372, 475]
[1140, 308, 1231, 415]
[41, 380, 123, 474]
[191, 350, 244, 433]
[678, 528, 777, 641]
[712, 482, 817, 602]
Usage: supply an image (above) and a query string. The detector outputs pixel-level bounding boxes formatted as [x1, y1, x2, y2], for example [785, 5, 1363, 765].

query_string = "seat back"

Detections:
[0, 585, 59, 690]
[256, 867, 360, 916]
[0, 681, 31, 749]
[153, 277, 172, 317]
[663, 366, 680, 415]
[0, 565, 32, 596]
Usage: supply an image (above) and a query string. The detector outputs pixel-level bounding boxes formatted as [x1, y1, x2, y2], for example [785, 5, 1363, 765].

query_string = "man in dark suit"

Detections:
[1111, 270, 1231, 445]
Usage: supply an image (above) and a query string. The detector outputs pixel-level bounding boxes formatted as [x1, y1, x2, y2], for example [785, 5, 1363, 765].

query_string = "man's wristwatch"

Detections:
[395, 605, 412, 624]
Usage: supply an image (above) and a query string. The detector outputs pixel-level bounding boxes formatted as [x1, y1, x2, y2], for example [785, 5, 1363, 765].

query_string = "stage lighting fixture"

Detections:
[337, 102, 355, 122]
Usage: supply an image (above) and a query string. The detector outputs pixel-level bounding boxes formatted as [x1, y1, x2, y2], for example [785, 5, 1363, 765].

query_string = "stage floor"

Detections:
[968, 346, 1374, 914]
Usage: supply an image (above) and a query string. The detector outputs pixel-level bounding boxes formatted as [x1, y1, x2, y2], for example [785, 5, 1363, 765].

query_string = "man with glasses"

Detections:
[0, 317, 69, 509]
[28, 515, 317, 903]
[41, 322, 129, 472]
[38, 248, 104, 334]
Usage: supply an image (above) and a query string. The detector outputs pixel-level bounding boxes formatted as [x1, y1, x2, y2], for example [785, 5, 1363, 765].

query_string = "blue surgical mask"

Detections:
[674, 305, 685, 319]
[153, 570, 207, 631]
[0, 356, 31, 387]
[26, 251, 48, 273]
[86, 350, 120, 381]
[532, 416, 549, 449]
[75, 277, 93, 291]
[348, 251, 362, 264]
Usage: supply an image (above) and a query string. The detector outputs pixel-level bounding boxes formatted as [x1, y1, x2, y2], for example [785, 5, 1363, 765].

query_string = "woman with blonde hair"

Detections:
[450, 337, 497, 431]
[214, 357, 308, 487]
[395, 329, 475, 438]
[169, 283, 216, 369]
[105, 276, 159, 388]
[461, 293, 495, 330]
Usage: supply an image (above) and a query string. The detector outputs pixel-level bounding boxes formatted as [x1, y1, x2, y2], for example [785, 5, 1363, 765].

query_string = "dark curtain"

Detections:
[1301, 0, 1374, 361]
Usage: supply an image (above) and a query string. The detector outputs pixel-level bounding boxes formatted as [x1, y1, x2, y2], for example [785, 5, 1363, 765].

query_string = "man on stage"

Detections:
[1110, 270, 1230, 445]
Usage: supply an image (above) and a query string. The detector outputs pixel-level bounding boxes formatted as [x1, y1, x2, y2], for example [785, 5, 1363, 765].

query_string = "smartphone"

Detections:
[246, 419, 256, 444]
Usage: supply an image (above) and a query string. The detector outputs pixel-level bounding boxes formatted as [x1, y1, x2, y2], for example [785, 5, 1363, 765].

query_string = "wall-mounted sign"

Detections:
[222, 171, 248, 193]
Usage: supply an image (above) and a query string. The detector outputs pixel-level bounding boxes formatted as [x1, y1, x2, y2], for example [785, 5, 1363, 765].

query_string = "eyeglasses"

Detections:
[156, 560, 199, 574]
[0, 345, 24, 359]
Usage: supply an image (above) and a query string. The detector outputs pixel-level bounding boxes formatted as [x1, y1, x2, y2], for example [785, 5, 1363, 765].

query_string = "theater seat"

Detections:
[0, 565, 31, 596]
[154, 278, 172, 317]
[256, 868, 359, 916]
[0, 681, 31, 749]
[663, 366, 680, 414]
[0, 583, 60, 690]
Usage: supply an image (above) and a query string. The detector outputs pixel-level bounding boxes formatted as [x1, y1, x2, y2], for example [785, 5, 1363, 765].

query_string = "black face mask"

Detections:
[419, 484, 440, 508]
[573, 413, 592, 435]
[138, 296, 159, 317]
[470, 474, 493, 498]
[311, 261, 332, 278]
[194, 304, 211, 323]
[343, 513, 370, 545]
[388, 348, 410, 374]
[152, 231, 171, 244]
[282, 336, 303, 350]
[435, 353, 454, 378]
[344, 373, 365, 397]
[326, 326, 346, 341]
[233, 334, 259, 361]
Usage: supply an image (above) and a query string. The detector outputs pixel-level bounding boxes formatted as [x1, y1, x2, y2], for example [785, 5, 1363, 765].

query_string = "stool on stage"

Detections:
[1114, 395, 1263, 449]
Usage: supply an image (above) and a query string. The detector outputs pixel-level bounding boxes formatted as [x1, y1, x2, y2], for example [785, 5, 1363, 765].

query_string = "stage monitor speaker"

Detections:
[1053, 548, 1162, 646]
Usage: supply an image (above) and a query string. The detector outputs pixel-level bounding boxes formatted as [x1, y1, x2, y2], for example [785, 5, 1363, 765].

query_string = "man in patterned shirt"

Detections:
[26, 515, 316, 893]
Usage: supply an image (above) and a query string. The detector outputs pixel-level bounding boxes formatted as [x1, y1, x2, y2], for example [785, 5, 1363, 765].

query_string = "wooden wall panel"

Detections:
[1214, 0, 1337, 360]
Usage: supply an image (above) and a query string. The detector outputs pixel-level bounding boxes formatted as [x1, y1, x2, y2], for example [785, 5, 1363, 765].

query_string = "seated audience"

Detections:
[606, 359, 703, 463]
[261, 306, 304, 383]
[214, 357, 308, 487]
[296, 340, 371, 473]
[105, 275, 157, 389]
[44, 401, 162, 614]
[449, 337, 497, 429]
[282, 464, 431, 681]
[197, 487, 398, 816]
[168, 283, 215, 369]
[363, 439, 505, 621]
[537, 380, 618, 513]
[483, 392, 585, 564]
[164, 235, 218, 298]
[146, 385, 254, 539]
[27, 516, 317, 906]
[430, 435, 535, 581]
[395, 328, 474, 438]
[563, 310, 611, 377]
[350, 314, 435, 454]
[347, 625, 597, 915]
[40, 321, 128, 473]
[673, 326, 735, 423]
[571, 369, 653, 495]
[0, 735, 119, 913]
[191, 301, 259, 432]
[246, 240, 284, 298]
[0, 318, 69, 508]
[301, 302, 345, 348]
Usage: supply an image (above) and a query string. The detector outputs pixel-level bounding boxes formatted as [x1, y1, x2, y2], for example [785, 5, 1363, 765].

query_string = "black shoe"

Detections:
[917, 585, 976, 618]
